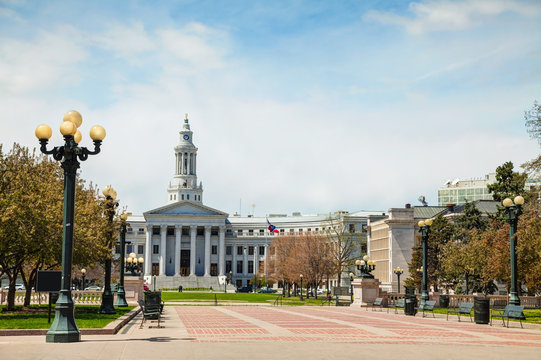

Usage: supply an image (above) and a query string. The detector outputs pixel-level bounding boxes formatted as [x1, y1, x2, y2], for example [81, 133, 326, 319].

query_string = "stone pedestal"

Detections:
[352, 278, 381, 307]
[124, 276, 145, 305]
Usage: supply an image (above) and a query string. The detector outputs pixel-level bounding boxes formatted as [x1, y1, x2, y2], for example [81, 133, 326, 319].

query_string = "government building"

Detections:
[125, 116, 384, 290]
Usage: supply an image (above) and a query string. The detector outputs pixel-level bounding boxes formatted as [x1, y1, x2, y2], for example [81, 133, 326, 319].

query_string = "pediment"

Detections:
[144, 201, 228, 217]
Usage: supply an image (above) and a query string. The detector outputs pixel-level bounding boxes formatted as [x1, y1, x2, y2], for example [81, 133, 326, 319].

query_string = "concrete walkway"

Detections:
[1, 306, 541, 360]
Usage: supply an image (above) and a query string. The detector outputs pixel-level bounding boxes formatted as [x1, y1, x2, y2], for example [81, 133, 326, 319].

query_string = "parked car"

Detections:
[3, 284, 25, 291]
[84, 285, 101, 291]
[257, 288, 276, 293]
[235, 286, 253, 293]
[308, 289, 324, 296]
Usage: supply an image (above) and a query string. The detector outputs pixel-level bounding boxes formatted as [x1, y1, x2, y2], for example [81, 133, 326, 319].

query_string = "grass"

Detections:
[161, 291, 332, 306]
[0, 305, 135, 329]
[429, 307, 541, 326]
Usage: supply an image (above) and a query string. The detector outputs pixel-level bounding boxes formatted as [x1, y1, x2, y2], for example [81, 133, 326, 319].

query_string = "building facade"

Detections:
[125, 117, 384, 290]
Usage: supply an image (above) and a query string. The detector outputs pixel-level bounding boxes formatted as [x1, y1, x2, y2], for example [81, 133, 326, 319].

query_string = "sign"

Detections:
[218, 275, 227, 285]
[36, 271, 62, 292]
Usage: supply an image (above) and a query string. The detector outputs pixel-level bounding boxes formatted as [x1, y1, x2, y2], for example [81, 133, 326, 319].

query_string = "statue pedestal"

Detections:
[124, 276, 145, 305]
[352, 278, 381, 307]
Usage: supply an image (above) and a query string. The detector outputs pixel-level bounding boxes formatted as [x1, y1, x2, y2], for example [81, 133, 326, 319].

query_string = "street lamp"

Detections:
[503, 195, 524, 306]
[225, 271, 232, 293]
[349, 272, 354, 303]
[35, 110, 105, 343]
[115, 212, 129, 307]
[393, 267, 404, 294]
[81, 269, 86, 290]
[299, 274, 304, 301]
[355, 254, 376, 278]
[99, 185, 118, 314]
[418, 218, 433, 307]
[125, 253, 144, 275]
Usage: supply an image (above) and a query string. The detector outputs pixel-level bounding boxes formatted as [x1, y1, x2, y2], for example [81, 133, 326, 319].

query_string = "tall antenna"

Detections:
[251, 204, 256, 216]
[239, 198, 242, 217]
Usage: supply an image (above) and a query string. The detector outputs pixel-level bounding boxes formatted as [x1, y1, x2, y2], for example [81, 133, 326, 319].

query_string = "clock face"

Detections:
[183, 135, 189, 140]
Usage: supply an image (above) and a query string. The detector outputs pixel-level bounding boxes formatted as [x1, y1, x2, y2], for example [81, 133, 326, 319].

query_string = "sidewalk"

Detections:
[1, 305, 540, 360]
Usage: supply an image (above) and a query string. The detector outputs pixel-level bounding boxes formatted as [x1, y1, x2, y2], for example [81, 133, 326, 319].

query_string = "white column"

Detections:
[187, 153, 191, 175]
[219, 226, 225, 276]
[232, 244, 237, 275]
[243, 245, 247, 275]
[204, 226, 211, 276]
[159, 225, 166, 276]
[254, 247, 258, 276]
[182, 153, 186, 174]
[194, 154, 197, 175]
[175, 225, 181, 276]
[190, 225, 196, 276]
[144, 225, 152, 276]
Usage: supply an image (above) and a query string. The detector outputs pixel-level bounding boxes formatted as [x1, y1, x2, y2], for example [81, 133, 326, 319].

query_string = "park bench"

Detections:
[387, 298, 405, 314]
[369, 297, 384, 311]
[490, 304, 526, 328]
[418, 300, 436, 318]
[335, 296, 351, 307]
[446, 302, 473, 322]
[138, 299, 163, 328]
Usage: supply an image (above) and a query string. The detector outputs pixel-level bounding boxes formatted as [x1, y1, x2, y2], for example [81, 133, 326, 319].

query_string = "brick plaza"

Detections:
[2, 306, 541, 359]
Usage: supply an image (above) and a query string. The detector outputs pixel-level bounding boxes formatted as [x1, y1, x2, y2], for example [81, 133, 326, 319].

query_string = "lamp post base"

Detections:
[114, 286, 129, 307]
[45, 292, 80, 343]
[509, 292, 520, 306]
[99, 291, 116, 314]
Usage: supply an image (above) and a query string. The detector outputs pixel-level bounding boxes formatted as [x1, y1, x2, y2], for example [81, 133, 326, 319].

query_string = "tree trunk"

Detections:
[20, 267, 38, 307]
[6, 269, 19, 311]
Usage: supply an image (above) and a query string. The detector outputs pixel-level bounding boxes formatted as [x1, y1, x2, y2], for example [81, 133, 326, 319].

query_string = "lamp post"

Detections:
[503, 195, 524, 306]
[81, 269, 86, 290]
[115, 212, 129, 307]
[418, 218, 433, 307]
[299, 274, 303, 301]
[35, 110, 105, 343]
[349, 272, 354, 304]
[355, 254, 376, 278]
[225, 271, 232, 293]
[393, 267, 404, 294]
[125, 253, 144, 275]
[99, 185, 117, 314]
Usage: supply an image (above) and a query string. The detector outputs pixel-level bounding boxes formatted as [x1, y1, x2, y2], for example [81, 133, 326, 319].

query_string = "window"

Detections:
[211, 228, 218, 236]
[299, 229, 303, 233]
[236, 279, 242, 288]
[138, 245, 144, 254]
[307, 228, 311, 232]
[289, 229, 294, 234]
[127, 227, 133, 233]
[152, 263, 159, 276]
[259, 246, 265, 256]
[237, 229, 243, 235]
[226, 260, 232, 273]
[237, 246, 243, 255]
[197, 228, 204, 236]
[126, 244, 133, 254]
[349, 224, 355, 233]
[138, 228, 145, 234]
[152, 227, 160, 235]
[248, 229, 254, 235]
[280, 229, 284, 234]
[236, 261, 243, 273]
[153, 245, 159, 254]
[182, 227, 189, 236]
[210, 263, 218, 276]
[226, 246, 232, 255]
[167, 227, 174, 236]
[248, 246, 254, 255]
[181, 194, 184, 200]
[248, 261, 254, 274]
[211, 245, 217, 255]
[187, 194, 190, 200]
[259, 229, 264, 235]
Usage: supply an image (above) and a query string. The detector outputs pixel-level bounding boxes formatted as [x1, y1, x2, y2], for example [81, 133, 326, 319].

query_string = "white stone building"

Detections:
[125, 116, 384, 290]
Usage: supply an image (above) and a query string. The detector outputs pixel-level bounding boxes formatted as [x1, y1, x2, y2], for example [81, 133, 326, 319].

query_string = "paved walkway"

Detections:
[2, 306, 541, 359]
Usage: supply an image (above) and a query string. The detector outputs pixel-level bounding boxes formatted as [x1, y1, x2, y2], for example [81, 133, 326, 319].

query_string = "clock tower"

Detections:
[167, 114, 203, 203]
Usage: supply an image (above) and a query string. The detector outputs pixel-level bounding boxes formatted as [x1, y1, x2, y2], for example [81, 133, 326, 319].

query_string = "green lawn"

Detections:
[0, 305, 135, 329]
[161, 291, 331, 306]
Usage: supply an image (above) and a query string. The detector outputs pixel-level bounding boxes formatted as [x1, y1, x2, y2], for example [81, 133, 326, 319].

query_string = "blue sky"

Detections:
[1, 0, 540, 216]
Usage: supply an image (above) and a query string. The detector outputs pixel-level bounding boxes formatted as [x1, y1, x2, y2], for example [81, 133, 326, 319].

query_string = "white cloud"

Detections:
[92, 22, 155, 58]
[364, 0, 541, 34]
[0, 26, 87, 93]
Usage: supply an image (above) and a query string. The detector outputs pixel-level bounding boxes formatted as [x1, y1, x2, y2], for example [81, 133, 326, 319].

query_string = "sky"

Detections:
[1, 0, 540, 216]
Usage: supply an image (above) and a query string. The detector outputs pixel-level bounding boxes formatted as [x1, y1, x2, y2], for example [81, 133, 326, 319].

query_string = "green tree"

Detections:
[487, 161, 527, 220]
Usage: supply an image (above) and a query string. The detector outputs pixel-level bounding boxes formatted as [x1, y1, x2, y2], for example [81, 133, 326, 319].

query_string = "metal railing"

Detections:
[381, 293, 541, 309]
[0, 290, 104, 306]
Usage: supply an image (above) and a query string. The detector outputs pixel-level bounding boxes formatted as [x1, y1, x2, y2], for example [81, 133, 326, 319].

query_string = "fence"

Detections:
[382, 293, 541, 309]
[0, 290, 104, 306]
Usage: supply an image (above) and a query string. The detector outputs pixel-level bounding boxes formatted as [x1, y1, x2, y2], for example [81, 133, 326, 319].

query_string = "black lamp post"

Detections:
[115, 212, 129, 307]
[503, 195, 524, 306]
[355, 254, 376, 278]
[99, 185, 117, 314]
[393, 267, 404, 294]
[81, 269, 86, 290]
[299, 274, 303, 301]
[35, 110, 105, 343]
[349, 272, 354, 303]
[418, 218, 433, 307]
[125, 253, 144, 276]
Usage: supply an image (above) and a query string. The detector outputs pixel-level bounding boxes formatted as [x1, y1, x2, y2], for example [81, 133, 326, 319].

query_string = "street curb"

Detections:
[0, 307, 141, 336]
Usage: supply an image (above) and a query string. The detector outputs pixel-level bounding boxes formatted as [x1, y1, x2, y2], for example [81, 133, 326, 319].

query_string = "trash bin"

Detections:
[474, 297, 490, 324]
[404, 286, 417, 316]
[439, 295, 449, 308]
